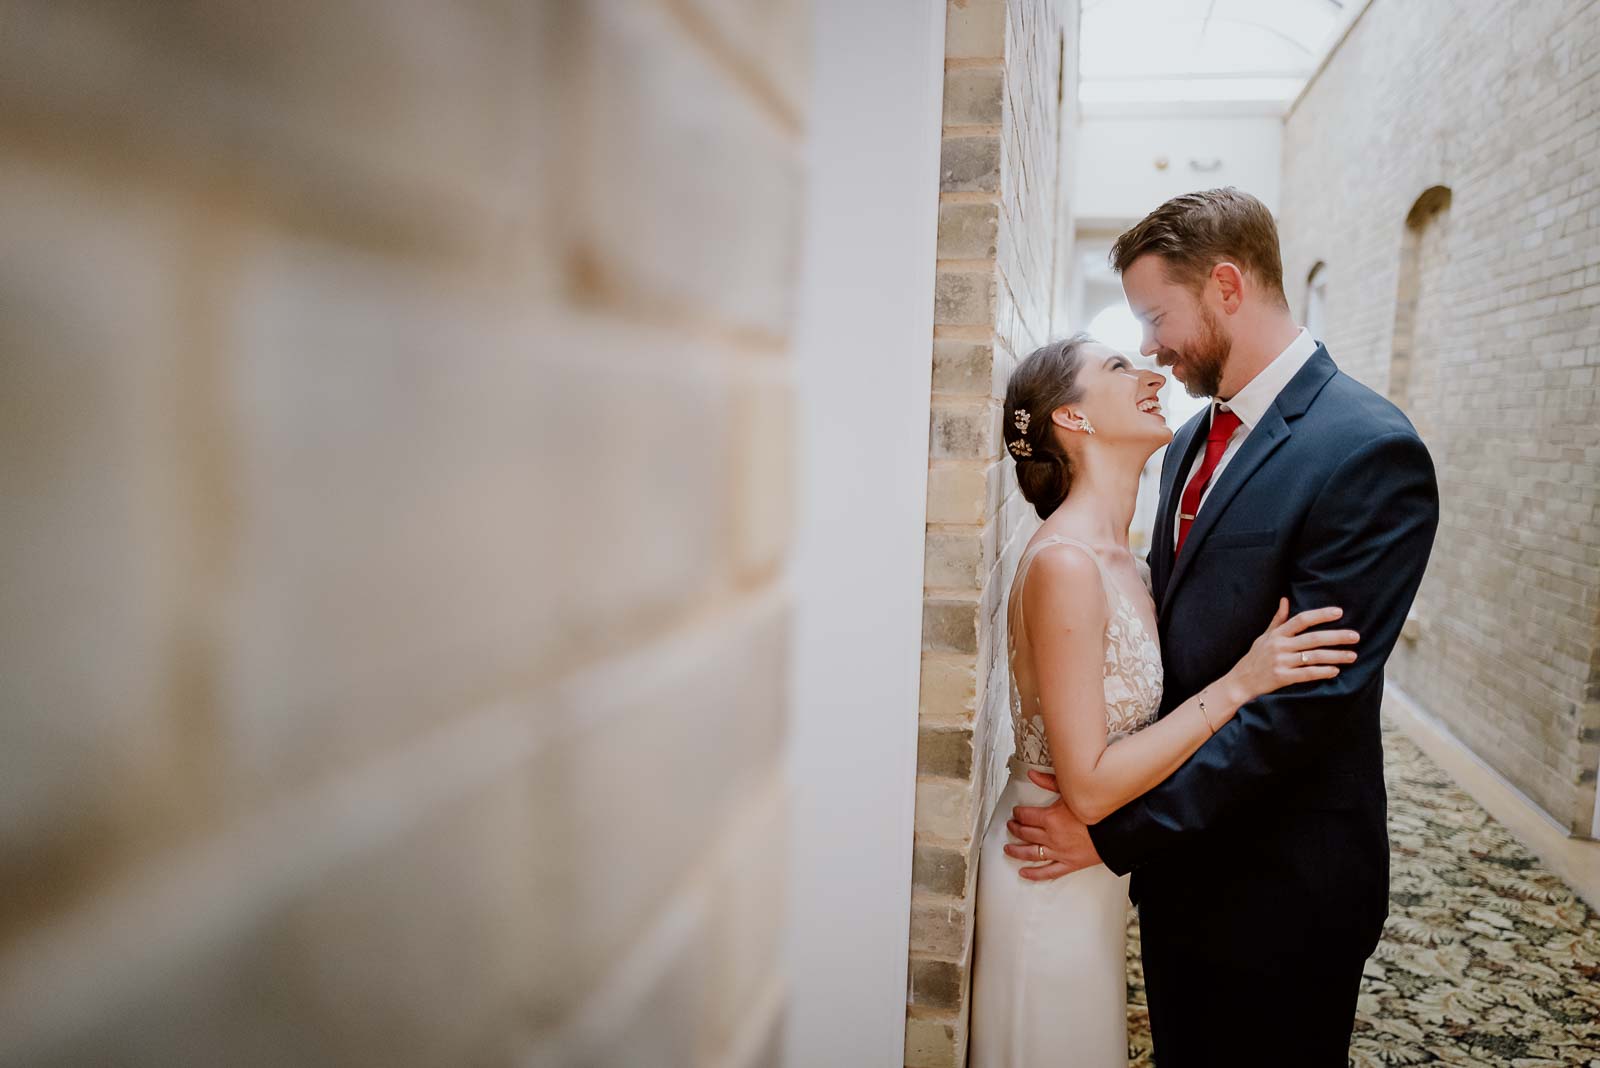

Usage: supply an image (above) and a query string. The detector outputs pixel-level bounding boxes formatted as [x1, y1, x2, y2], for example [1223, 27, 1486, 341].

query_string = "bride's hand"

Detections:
[1227, 598, 1359, 701]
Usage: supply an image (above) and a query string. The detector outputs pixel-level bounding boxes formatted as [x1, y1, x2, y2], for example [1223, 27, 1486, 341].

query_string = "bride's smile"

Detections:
[1056, 343, 1172, 457]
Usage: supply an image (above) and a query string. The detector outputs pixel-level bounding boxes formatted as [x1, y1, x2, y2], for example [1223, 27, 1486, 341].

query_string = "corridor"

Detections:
[1126, 720, 1600, 1066]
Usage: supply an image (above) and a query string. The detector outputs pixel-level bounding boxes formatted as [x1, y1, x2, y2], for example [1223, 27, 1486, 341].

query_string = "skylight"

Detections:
[1079, 0, 1364, 114]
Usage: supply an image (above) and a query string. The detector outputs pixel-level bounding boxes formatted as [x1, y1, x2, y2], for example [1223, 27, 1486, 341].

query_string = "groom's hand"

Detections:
[1005, 771, 1102, 881]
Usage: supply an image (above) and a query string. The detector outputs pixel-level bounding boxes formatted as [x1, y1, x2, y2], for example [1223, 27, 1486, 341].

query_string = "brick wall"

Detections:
[908, 1, 1081, 1063]
[0, 2, 804, 1064]
[1278, 0, 1600, 833]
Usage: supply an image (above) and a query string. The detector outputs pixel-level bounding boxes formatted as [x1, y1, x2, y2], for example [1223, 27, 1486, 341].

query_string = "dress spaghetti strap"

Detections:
[1009, 535, 1120, 647]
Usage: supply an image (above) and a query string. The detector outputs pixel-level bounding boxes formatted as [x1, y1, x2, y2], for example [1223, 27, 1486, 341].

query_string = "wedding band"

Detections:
[1300, 652, 1308, 665]
[1038, 845, 1045, 861]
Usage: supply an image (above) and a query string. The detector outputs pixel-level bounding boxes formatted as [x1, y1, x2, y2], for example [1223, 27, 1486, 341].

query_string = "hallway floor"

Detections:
[1125, 719, 1600, 1066]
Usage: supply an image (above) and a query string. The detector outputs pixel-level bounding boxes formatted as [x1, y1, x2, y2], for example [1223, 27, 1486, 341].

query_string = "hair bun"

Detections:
[1002, 335, 1091, 520]
[1014, 449, 1070, 515]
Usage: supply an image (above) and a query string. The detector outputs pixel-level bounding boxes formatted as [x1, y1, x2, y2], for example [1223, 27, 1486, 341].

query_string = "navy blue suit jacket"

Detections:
[1085, 345, 1439, 971]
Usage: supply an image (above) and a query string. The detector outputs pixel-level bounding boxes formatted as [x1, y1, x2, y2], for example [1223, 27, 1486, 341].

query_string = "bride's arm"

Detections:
[1025, 547, 1354, 825]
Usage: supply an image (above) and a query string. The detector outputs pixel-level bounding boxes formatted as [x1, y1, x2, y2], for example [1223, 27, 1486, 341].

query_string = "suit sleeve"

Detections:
[1088, 430, 1439, 875]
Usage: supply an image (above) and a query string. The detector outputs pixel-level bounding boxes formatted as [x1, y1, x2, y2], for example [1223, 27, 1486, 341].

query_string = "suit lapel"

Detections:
[1158, 347, 1340, 617]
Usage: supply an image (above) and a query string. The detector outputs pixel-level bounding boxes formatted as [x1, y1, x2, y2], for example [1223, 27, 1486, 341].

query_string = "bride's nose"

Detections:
[1142, 369, 1166, 390]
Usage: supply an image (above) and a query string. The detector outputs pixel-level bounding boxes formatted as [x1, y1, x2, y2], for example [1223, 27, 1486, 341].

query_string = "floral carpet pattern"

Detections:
[1126, 719, 1600, 1067]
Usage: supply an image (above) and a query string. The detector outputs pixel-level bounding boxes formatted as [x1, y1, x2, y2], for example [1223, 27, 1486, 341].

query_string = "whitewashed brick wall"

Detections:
[908, 1, 1081, 1064]
[0, 2, 804, 1064]
[1278, 0, 1600, 833]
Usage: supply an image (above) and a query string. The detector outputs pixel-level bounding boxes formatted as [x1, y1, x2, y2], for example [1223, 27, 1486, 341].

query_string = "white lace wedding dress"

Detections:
[969, 535, 1164, 1067]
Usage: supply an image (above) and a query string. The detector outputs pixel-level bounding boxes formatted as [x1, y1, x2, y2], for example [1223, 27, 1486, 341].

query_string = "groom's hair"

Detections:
[1110, 188, 1289, 308]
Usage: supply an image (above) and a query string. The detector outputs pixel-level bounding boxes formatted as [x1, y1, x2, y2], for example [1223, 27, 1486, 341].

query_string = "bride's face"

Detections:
[1060, 342, 1171, 452]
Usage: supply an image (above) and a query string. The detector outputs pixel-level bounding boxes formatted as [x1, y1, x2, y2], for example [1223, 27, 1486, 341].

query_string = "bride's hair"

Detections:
[1003, 334, 1091, 520]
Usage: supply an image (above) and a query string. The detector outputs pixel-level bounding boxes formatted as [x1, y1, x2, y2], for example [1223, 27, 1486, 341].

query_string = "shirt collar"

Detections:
[1213, 328, 1318, 431]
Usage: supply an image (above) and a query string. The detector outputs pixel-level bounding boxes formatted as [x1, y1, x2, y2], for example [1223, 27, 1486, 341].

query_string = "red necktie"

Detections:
[1175, 407, 1243, 559]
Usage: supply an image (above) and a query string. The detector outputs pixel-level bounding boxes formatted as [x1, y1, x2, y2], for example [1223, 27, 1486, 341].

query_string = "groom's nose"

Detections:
[1139, 327, 1159, 357]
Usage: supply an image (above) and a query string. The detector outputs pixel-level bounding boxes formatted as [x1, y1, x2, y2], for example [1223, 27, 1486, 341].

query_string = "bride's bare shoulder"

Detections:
[1019, 542, 1108, 627]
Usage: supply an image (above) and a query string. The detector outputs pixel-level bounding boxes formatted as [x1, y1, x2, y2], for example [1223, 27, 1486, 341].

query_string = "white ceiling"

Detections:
[1079, 0, 1366, 114]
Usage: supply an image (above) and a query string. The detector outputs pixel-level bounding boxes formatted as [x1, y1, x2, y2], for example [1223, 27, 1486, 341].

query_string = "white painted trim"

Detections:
[1386, 683, 1569, 836]
[1384, 682, 1600, 913]
[786, 1, 946, 1064]
[1592, 751, 1600, 839]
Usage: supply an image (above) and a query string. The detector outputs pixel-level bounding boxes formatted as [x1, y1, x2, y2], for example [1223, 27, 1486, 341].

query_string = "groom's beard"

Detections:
[1176, 303, 1230, 399]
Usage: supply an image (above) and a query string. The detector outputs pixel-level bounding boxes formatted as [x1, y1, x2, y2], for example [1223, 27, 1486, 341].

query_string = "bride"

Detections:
[967, 335, 1360, 1066]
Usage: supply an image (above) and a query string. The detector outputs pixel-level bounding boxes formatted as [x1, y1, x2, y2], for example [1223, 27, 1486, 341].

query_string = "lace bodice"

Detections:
[1006, 535, 1164, 767]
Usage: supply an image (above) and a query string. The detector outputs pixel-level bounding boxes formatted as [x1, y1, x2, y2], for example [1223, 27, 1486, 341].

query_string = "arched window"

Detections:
[1304, 261, 1328, 341]
[1389, 186, 1452, 417]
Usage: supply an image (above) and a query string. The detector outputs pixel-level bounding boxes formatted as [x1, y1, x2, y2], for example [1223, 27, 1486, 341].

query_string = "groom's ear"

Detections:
[1213, 262, 1245, 313]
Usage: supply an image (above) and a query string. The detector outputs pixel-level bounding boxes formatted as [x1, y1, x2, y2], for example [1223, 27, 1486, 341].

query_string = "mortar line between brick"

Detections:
[929, 388, 1002, 401]
[923, 592, 989, 608]
[939, 191, 1001, 205]
[913, 830, 977, 850]
[916, 770, 978, 795]
[924, 588, 982, 603]
[652, 0, 804, 139]
[933, 324, 995, 340]
[909, 888, 967, 910]
[921, 647, 978, 662]
[569, 245, 789, 355]
[918, 707, 977, 728]
[919, 717, 975, 734]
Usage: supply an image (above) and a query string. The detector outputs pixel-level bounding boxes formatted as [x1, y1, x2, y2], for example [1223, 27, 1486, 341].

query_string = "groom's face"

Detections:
[1122, 254, 1231, 399]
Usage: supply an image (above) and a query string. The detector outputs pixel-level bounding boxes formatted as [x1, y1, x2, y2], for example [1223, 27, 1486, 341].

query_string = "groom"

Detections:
[1008, 189, 1438, 1065]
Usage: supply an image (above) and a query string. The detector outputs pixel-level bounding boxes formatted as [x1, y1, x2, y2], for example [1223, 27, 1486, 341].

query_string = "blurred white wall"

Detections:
[787, 1, 946, 1063]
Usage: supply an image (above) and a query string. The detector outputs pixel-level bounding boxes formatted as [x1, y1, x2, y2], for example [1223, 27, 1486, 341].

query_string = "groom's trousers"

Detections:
[1139, 921, 1368, 1067]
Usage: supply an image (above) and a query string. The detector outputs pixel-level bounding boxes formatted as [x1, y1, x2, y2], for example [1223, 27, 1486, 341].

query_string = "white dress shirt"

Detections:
[1172, 328, 1320, 546]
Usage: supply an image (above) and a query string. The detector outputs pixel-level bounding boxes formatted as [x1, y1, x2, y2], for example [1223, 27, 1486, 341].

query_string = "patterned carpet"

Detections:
[1125, 720, 1600, 1067]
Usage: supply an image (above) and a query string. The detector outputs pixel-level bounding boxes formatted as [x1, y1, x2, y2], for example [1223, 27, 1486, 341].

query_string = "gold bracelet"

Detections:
[1198, 689, 1216, 735]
